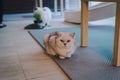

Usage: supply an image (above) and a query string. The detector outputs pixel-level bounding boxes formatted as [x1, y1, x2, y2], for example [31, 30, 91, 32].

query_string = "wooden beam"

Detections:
[81, 0, 88, 47]
[112, 2, 120, 67]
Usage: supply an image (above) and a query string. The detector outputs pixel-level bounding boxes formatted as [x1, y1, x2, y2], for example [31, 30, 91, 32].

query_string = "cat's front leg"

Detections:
[59, 56, 65, 59]
[58, 51, 72, 59]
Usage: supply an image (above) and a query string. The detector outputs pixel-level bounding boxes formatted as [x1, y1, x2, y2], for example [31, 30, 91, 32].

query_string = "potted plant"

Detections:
[33, 10, 42, 24]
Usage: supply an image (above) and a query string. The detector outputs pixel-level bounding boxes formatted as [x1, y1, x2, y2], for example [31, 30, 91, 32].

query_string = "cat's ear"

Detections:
[70, 32, 75, 38]
[54, 31, 62, 37]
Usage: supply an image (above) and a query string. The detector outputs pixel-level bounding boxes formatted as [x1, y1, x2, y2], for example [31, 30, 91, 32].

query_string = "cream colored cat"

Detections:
[44, 31, 76, 59]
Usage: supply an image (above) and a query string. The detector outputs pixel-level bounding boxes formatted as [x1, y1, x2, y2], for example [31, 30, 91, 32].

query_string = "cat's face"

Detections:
[55, 32, 75, 48]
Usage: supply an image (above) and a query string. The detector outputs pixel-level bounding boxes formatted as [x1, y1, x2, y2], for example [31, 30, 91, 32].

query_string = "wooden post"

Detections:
[81, 0, 88, 47]
[54, 0, 58, 13]
[112, 2, 120, 66]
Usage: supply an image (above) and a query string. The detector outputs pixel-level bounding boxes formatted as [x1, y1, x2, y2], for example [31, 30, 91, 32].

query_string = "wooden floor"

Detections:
[0, 16, 79, 80]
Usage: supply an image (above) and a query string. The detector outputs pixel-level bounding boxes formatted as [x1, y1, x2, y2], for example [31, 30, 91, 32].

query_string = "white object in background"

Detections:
[34, 7, 52, 26]
[64, 3, 116, 23]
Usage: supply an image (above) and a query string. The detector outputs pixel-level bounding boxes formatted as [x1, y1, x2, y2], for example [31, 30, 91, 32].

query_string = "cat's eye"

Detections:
[67, 40, 70, 42]
[60, 40, 64, 42]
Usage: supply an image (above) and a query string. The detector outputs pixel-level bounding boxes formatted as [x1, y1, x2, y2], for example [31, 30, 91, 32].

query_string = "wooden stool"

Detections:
[81, 0, 120, 66]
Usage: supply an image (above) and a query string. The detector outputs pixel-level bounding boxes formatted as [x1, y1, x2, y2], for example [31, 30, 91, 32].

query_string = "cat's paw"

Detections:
[59, 56, 65, 59]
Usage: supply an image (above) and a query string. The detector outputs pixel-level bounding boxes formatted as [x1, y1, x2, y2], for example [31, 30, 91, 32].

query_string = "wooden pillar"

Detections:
[54, 0, 58, 13]
[81, 0, 88, 47]
[112, 2, 120, 66]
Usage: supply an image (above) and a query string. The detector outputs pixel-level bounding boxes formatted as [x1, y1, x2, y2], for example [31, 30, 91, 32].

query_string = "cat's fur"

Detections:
[44, 31, 76, 59]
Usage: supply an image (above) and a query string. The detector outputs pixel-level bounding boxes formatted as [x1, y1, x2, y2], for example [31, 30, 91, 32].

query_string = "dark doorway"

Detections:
[4, 0, 65, 14]
[4, 0, 35, 14]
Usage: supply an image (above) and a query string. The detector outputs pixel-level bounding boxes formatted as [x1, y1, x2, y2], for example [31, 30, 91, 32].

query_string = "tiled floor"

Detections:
[0, 15, 79, 80]
[1, 11, 115, 80]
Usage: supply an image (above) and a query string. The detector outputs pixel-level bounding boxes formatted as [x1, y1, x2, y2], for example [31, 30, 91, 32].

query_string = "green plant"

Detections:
[33, 11, 42, 21]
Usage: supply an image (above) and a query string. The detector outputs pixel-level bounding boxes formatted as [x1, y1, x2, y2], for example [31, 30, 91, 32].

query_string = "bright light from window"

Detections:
[89, 2, 103, 6]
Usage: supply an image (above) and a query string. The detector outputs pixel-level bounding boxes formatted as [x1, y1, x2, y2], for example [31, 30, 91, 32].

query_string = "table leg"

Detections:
[81, 0, 88, 47]
[113, 2, 120, 67]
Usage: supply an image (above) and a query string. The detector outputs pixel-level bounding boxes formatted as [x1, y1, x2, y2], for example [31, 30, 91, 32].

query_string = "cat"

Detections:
[44, 31, 77, 59]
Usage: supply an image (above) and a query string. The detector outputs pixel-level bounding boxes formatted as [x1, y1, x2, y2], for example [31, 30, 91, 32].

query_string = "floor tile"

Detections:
[0, 16, 76, 80]
[0, 56, 25, 80]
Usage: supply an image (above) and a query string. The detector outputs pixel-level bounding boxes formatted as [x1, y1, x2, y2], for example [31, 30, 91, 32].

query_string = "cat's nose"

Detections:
[64, 43, 66, 46]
